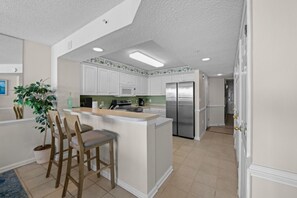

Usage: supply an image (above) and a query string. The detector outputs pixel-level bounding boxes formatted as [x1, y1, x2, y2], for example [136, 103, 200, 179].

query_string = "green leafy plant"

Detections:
[14, 79, 56, 149]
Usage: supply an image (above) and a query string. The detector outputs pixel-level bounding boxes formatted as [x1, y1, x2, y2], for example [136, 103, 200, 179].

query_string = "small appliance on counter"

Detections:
[138, 98, 145, 106]
[108, 100, 132, 110]
[80, 97, 92, 107]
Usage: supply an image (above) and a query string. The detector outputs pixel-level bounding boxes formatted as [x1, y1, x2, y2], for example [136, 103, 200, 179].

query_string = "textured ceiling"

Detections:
[63, 0, 244, 75]
[0, 0, 124, 45]
[103, 40, 186, 70]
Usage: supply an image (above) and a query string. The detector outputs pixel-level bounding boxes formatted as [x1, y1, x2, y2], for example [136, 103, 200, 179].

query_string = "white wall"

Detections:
[250, 0, 297, 196]
[0, 40, 51, 172]
[208, 77, 224, 126]
[57, 58, 81, 111]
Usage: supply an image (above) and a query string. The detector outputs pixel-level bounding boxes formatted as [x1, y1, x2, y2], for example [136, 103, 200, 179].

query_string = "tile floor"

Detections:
[15, 130, 237, 198]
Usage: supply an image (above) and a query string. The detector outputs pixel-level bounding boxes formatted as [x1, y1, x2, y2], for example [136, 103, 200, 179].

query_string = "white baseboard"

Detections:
[249, 164, 297, 188]
[91, 164, 173, 198]
[0, 158, 36, 173]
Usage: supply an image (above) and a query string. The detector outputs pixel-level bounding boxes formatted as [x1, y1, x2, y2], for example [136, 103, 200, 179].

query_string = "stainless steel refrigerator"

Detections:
[166, 81, 195, 139]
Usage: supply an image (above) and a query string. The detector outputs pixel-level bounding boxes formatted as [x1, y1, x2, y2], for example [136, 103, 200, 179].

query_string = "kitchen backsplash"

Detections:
[80, 95, 166, 108]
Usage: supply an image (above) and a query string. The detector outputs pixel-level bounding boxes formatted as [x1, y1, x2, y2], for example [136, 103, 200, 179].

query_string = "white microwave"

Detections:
[120, 85, 136, 96]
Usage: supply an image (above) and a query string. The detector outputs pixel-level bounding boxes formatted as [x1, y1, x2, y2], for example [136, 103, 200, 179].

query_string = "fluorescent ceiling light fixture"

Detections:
[217, 73, 223, 76]
[202, 57, 211, 62]
[93, 47, 103, 52]
[129, 52, 164, 67]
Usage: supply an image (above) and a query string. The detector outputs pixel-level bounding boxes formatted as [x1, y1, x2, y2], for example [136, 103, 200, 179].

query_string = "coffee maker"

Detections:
[138, 98, 145, 106]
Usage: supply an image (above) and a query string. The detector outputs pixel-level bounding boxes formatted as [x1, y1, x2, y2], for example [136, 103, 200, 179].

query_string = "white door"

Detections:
[234, 7, 248, 197]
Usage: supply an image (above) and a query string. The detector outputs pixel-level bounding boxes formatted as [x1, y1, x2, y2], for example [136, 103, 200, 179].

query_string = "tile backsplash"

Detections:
[80, 95, 165, 108]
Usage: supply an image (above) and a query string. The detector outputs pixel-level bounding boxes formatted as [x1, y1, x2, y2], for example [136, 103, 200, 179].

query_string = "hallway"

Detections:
[156, 131, 237, 198]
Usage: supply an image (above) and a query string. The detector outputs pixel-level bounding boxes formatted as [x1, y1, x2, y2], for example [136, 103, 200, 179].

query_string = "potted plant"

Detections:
[14, 79, 56, 164]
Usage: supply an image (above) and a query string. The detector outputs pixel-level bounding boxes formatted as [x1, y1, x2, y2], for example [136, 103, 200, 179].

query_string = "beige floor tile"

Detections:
[168, 174, 194, 192]
[190, 182, 215, 198]
[175, 150, 190, 158]
[67, 178, 95, 196]
[215, 189, 238, 198]
[183, 158, 202, 170]
[175, 165, 197, 180]
[199, 163, 219, 175]
[173, 155, 186, 164]
[216, 178, 237, 195]
[30, 180, 62, 197]
[102, 193, 115, 198]
[95, 177, 114, 192]
[17, 163, 42, 174]
[43, 187, 73, 198]
[195, 170, 217, 188]
[80, 184, 108, 198]
[159, 185, 187, 198]
[109, 186, 136, 198]
[23, 173, 54, 189]
[20, 166, 47, 181]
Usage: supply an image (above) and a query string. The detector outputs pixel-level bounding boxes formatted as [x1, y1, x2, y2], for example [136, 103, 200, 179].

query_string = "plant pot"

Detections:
[33, 144, 51, 164]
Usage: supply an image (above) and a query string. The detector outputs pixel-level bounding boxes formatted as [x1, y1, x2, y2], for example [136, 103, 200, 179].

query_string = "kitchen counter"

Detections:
[64, 108, 173, 198]
[68, 107, 159, 121]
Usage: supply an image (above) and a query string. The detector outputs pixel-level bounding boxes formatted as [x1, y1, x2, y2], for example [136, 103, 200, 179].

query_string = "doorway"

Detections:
[225, 79, 234, 127]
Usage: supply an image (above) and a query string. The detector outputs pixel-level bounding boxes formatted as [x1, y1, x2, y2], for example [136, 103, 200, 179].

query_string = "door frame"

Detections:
[233, 0, 252, 197]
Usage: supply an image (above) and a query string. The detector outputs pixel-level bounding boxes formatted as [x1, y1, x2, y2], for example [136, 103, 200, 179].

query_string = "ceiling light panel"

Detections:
[93, 47, 103, 52]
[129, 52, 164, 67]
[202, 57, 211, 62]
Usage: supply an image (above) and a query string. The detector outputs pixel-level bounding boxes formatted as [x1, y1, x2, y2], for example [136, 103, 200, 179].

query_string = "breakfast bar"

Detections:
[64, 108, 173, 198]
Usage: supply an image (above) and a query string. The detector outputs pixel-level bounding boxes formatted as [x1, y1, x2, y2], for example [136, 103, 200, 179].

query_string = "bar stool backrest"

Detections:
[48, 110, 63, 138]
[64, 114, 84, 150]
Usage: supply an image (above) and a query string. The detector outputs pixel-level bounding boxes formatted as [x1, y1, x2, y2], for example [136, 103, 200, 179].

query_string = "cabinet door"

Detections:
[82, 65, 97, 95]
[97, 68, 109, 95]
[161, 75, 172, 95]
[171, 74, 183, 83]
[182, 73, 195, 81]
[142, 77, 148, 95]
[149, 76, 162, 95]
[109, 71, 119, 95]
[135, 76, 142, 95]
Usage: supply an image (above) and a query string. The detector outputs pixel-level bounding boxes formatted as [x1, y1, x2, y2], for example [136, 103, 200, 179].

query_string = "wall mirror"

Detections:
[0, 34, 24, 121]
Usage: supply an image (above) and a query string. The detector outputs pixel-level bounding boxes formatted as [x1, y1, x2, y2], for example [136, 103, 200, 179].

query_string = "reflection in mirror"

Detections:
[0, 34, 24, 121]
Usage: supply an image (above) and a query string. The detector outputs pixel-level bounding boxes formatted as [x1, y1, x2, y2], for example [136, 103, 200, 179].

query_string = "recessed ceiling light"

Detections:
[129, 52, 164, 67]
[93, 47, 103, 52]
[202, 57, 211, 62]
[217, 73, 223, 76]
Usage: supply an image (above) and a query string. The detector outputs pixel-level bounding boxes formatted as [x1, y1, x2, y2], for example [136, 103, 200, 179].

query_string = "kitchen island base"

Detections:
[65, 108, 173, 198]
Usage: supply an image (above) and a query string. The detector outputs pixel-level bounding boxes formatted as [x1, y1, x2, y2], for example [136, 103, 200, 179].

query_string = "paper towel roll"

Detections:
[92, 101, 98, 108]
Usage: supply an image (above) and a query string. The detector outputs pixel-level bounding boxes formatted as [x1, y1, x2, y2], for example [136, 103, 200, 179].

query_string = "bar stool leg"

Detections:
[96, 147, 100, 178]
[46, 136, 55, 178]
[55, 137, 64, 188]
[109, 140, 115, 189]
[86, 150, 91, 171]
[62, 147, 73, 197]
[77, 151, 85, 198]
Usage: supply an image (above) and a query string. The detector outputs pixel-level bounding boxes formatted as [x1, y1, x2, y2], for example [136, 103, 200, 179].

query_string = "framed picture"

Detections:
[0, 80, 8, 95]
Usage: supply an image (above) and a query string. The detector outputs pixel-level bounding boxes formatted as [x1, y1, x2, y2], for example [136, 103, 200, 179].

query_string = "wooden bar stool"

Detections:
[62, 114, 116, 198]
[46, 110, 93, 188]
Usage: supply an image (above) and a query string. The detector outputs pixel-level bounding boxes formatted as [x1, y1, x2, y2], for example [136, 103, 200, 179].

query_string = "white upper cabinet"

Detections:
[171, 74, 183, 83]
[136, 76, 148, 95]
[82, 64, 97, 95]
[97, 68, 109, 95]
[82, 65, 119, 96]
[120, 73, 136, 86]
[149, 76, 163, 95]
[82, 64, 195, 96]
[161, 75, 172, 94]
[181, 73, 195, 81]
[109, 70, 119, 95]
